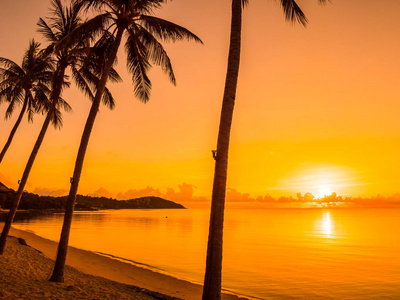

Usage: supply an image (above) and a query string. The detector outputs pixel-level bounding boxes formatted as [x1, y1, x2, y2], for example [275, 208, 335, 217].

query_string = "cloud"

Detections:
[33, 187, 68, 197]
[164, 183, 195, 202]
[117, 186, 162, 200]
[163, 183, 209, 203]
[88, 187, 114, 198]
[226, 188, 255, 202]
[117, 183, 208, 203]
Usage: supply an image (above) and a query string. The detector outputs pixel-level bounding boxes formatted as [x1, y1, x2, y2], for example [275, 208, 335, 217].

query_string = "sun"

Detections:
[315, 184, 334, 199]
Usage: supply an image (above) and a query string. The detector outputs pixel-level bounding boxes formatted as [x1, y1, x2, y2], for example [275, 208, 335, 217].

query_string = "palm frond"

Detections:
[57, 97, 72, 113]
[278, 0, 308, 27]
[0, 85, 15, 102]
[71, 66, 95, 100]
[37, 18, 58, 43]
[5, 97, 19, 120]
[2, 85, 24, 115]
[134, 0, 164, 15]
[50, 108, 64, 129]
[32, 88, 50, 113]
[0, 58, 24, 74]
[52, 0, 68, 36]
[140, 15, 203, 44]
[33, 84, 52, 101]
[26, 91, 40, 122]
[107, 67, 122, 83]
[126, 27, 152, 103]
[72, 46, 120, 109]
[102, 87, 115, 110]
[138, 25, 175, 85]
[23, 40, 40, 71]
[54, 13, 111, 52]
[77, 0, 111, 12]
[83, 31, 118, 77]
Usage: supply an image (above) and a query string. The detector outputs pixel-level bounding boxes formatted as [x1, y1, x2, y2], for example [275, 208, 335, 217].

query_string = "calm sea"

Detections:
[10, 208, 400, 299]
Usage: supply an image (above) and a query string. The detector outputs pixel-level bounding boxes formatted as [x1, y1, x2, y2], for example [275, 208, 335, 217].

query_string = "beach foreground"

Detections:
[0, 223, 247, 300]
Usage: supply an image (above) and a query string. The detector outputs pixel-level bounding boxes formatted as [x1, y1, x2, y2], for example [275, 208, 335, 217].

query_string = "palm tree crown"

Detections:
[0, 40, 54, 164]
[77, 0, 202, 102]
[38, 0, 120, 116]
[0, 40, 53, 123]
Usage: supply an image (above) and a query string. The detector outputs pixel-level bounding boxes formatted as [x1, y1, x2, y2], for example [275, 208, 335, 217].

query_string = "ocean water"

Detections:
[10, 208, 400, 299]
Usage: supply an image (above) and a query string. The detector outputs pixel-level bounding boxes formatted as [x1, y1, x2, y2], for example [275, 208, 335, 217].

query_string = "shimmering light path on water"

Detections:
[12, 208, 400, 299]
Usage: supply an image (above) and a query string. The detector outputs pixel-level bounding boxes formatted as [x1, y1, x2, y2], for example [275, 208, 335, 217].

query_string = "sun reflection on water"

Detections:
[322, 211, 332, 238]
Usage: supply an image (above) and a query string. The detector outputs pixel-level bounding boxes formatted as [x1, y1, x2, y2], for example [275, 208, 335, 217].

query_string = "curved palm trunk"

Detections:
[202, 0, 242, 299]
[0, 65, 67, 255]
[0, 96, 28, 164]
[0, 109, 53, 254]
[49, 28, 124, 283]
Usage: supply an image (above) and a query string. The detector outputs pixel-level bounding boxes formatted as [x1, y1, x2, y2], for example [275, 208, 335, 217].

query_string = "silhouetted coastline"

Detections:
[0, 189, 185, 214]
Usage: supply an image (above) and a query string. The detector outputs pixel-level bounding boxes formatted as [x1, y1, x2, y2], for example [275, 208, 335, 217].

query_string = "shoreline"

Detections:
[1, 223, 250, 300]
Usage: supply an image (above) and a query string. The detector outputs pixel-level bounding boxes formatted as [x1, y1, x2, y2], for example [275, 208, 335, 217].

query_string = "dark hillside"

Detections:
[0, 188, 184, 211]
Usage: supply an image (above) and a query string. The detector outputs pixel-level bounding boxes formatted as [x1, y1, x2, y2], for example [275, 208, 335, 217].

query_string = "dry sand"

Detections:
[0, 224, 249, 300]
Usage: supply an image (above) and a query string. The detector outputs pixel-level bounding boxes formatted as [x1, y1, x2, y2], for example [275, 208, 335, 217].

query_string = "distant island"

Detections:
[0, 185, 185, 211]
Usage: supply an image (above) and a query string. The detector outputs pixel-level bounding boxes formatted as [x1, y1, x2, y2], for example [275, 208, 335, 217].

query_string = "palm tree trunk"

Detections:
[49, 28, 124, 283]
[0, 111, 52, 254]
[0, 96, 28, 164]
[202, 0, 242, 299]
[0, 64, 67, 255]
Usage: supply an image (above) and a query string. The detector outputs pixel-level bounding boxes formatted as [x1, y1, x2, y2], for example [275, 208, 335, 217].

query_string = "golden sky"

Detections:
[0, 0, 399, 204]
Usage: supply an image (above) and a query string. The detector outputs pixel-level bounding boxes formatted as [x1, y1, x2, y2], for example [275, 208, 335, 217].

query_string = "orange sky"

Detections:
[0, 0, 400, 204]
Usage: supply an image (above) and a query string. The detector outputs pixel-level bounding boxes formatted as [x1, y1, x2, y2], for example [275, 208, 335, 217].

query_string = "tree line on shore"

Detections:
[0, 0, 327, 298]
[0, 190, 184, 211]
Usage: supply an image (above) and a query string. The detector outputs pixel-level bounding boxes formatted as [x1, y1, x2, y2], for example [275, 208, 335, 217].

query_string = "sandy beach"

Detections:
[0, 223, 248, 300]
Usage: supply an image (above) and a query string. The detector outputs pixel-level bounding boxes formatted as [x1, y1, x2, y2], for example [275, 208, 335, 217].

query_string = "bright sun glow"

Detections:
[316, 184, 334, 199]
[277, 164, 358, 199]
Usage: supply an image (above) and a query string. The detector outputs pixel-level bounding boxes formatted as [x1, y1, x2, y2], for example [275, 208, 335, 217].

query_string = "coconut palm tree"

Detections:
[202, 1, 327, 299]
[0, 0, 120, 255]
[0, 40, 54, 164]
[49, 0, 202, 283]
